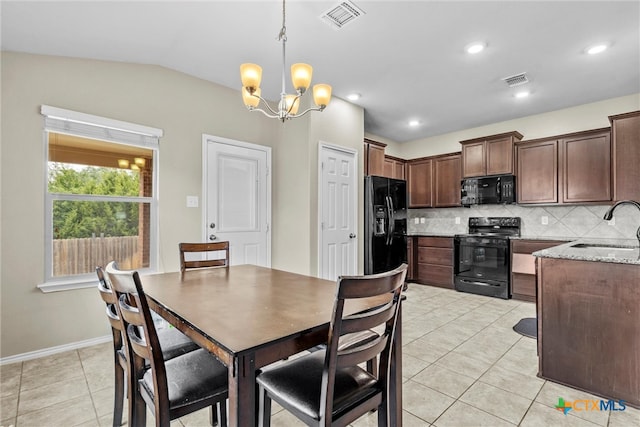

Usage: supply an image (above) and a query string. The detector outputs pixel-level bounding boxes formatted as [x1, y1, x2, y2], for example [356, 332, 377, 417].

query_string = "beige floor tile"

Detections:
[411, 364, 476, 399]
[0, 417, 16, 427]
[535, 381, 610, 426]
[403, 338, 451, 364]
[178, 406, 215, 426]
[520, 402, 603, 427]
[459, 381, 532, 425]
[478, 364, 545, 400]
[418, 328, 470, 352]
[84, 363, 116, 394]
[607, 404, 640, 427]
[401, 354, 431, 380]
[19, 356, 85, 392]
[16, 394, 97, 427]
[402, 380, 454, 423]
[452, 338, 513, 365]
[434, 351, 493, 380]
[401, 410, 432, 426]
[493, 342, 539, 377]
[0, 394, 18, 421]
[17, 376, 90, 415]
[77, 341, 112, 362]
[268, 407, 308, 426]
[351, 409, 432, 426]
[0, 364, 22, 399]
[91, 386, 119, 418]
[22, 350, 80, 375]
[433, 400, 515, 427]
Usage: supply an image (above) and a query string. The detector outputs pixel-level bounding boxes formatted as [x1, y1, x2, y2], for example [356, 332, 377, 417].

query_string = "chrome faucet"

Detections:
[603, 200, 640, 248]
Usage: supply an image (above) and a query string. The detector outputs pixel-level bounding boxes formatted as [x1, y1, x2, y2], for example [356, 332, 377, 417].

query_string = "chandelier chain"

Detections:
[278, 0, 287, 42]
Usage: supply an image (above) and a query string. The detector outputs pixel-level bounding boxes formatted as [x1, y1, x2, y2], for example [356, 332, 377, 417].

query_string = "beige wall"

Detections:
[398, 94, 640, 159]
[0, 51, 364, 358]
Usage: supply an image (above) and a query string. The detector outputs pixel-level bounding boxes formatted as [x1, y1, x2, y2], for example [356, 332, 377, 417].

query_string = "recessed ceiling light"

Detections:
[408, 120, 420, 127]
[346, 93, 361, 101]
[515, 90, 530, 99]
[586, 44, 608, 55]
[465, 42, 486, 54]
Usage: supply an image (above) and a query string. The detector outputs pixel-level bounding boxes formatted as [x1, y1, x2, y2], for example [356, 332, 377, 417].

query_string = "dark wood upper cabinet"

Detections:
[407, 158, 432, 207]
[460, 131, 523, 177]
[561, 129, 611, 203]
[434, 153, 461, 207]
[609, 111, 640, 202]
[364, 138, 386, 176]
[516, 128, 611, 205]
[383, 155, 406, 180]
[516, 139, 559, 204]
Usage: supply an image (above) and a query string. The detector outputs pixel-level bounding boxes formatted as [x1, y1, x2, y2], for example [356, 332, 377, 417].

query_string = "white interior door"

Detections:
[204, 136, 271, 267]
[319, 143, 358, 280]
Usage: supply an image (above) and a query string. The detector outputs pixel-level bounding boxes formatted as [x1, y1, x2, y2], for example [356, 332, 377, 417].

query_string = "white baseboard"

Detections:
[0, 335, 112, 366]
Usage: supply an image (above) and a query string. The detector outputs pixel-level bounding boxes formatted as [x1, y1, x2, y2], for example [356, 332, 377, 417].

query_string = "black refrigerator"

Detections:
[364, 175, 408, 275]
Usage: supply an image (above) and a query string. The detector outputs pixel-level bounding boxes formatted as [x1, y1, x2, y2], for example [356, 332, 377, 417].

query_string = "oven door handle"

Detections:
[458, 279, 501, 287]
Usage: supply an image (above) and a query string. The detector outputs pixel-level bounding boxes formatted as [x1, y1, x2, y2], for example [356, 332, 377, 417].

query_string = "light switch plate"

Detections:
[455, 217, 461, 225]
[420, 217, 426, 224]
[186, 196, 199, 208]
[541, 216, 548, 225]
[414, 218, 419, 224]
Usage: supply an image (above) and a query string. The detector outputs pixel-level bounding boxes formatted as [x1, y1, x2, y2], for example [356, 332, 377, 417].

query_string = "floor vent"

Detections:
[502, 72, 529, 87]
[320, 1, 365, 29]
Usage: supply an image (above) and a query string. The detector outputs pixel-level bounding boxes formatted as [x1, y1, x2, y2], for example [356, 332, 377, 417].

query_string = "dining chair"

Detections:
[104, 261, 229, 427]
[96, 267, 202, 426]
[179, 242, 230, 272]
[256, 263, 407, 426]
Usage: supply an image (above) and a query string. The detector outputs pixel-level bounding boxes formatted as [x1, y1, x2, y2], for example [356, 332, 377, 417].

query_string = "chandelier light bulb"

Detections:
[240, 63, 262, 91]
[291, 63, 313, 93]
[242, 87, 261, 108]
[313, 84, 332, 108]
[118, 159, 129, 168]
[586, 44, 607, 55]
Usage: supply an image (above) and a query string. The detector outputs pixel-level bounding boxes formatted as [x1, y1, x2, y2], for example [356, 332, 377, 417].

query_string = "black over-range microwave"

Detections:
[461, 174, 516, 206]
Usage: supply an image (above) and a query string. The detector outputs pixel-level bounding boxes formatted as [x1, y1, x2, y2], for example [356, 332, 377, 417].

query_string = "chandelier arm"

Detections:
[251, 93, 282, 116]
[247, 107, 281, 120]
[289, 106, 326, 119]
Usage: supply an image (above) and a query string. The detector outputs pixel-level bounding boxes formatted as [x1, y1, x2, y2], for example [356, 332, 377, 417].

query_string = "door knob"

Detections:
[210, 222, 216, 229]
[209, 234, 217, 241]
[349, 233, 356, 239]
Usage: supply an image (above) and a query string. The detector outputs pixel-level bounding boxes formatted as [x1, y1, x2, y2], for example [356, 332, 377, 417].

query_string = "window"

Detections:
[40, 106, 162, 292]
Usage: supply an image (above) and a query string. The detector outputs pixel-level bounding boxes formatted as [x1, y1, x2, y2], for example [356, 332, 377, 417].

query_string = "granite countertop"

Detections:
[512, 236, 573, 242]
[532, 238, 640, 265]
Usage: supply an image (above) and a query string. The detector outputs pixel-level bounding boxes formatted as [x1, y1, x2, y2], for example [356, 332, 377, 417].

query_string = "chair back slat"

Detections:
[179, 241, 230, 272]
[336, 335, 388, 368]
[320, 263, 407, 422]
[105, 261, 170, 414]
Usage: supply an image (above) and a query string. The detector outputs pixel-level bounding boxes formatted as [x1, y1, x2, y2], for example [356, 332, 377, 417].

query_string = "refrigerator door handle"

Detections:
[385, 196, 394, 245]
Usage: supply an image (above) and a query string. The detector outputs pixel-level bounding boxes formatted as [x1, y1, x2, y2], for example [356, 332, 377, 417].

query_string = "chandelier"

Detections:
[240, 0, 332, 121]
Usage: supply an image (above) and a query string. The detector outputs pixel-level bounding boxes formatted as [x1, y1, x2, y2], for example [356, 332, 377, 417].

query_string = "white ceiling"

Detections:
[1, 1, 639, 143]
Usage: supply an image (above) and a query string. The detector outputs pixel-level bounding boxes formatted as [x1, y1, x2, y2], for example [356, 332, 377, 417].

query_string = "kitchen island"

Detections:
[533, 239, 640, 408]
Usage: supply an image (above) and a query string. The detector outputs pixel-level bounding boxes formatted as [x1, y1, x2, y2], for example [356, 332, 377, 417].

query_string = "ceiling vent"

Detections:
[320, 1, 365, 30]
[502, 72, 529, 87]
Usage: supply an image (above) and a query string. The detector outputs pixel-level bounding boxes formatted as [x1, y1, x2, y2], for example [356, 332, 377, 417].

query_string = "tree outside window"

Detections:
[47, 132, 154, 278]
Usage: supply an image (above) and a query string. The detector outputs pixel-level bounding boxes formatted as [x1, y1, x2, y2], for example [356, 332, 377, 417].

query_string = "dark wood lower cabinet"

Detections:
[412, 237, 453, 289]
[537, 257, 640, 408]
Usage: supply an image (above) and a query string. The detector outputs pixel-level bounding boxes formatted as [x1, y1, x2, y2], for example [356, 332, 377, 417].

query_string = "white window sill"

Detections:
[38, 268, 159, 293]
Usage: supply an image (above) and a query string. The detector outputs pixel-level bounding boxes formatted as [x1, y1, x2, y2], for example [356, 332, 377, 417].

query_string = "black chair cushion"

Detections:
[257, 350, 379, 421]
[157, 327, 200, 359]
[140, 348, 227, 410]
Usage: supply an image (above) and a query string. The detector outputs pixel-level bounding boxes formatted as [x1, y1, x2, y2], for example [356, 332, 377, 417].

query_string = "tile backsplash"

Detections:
[408, 204, 640, 240]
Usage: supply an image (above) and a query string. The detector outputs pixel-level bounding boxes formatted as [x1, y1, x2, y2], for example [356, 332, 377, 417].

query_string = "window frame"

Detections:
[39, 106, 162, 293]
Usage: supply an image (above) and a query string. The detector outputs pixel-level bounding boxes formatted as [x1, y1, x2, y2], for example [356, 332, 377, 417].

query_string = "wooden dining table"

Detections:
[142, 264, 403, 426]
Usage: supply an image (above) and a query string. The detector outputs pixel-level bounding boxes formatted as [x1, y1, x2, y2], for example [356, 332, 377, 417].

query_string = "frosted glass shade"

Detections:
[313, 84, 332, 107]
[291, 63, 313, 92]
[118, 159, 130, 168]
[285, 95, 300, 115]
[240, 63, 262, 90]
[242, 87, 261, 107]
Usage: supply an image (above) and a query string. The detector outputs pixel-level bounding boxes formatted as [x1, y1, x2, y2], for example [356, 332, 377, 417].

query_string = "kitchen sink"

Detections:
[571, 243, 636, 251]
